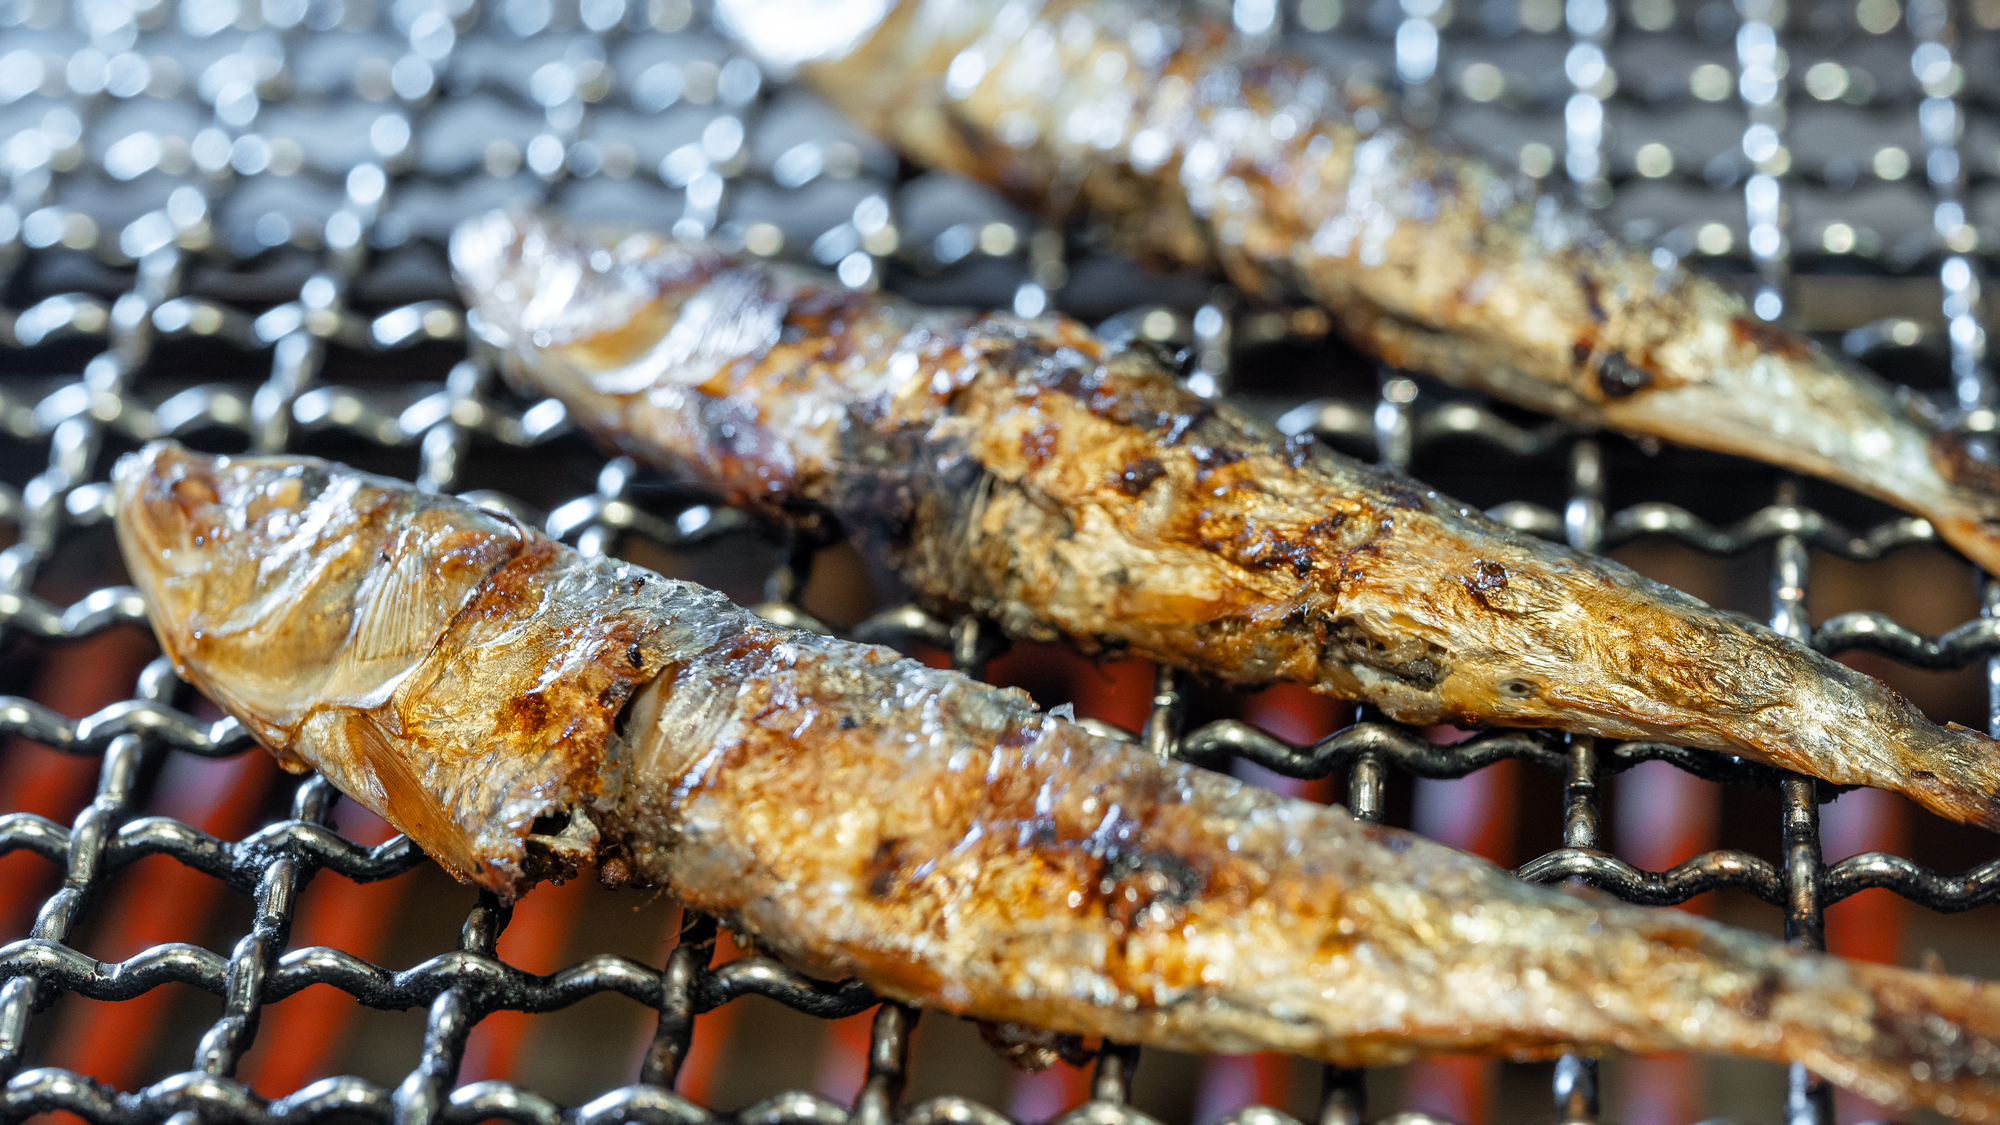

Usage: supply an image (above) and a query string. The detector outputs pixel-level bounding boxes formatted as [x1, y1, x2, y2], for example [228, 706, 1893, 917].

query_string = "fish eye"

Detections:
[1503, 679, 1536, 697]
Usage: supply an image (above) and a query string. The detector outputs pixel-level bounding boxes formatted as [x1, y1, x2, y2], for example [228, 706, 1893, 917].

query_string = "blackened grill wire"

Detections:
[0, 0, 1997, 1122]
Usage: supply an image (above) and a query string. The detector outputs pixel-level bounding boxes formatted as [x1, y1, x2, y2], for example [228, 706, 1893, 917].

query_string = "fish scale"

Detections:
[453, 208, 2000, 831]
[109, 439, 2000, 1119]
[776, 0, 2000, 576]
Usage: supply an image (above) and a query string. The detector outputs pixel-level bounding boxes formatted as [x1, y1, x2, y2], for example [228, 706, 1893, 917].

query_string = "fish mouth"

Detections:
[113, 442, 238, 695]
[449, 208, 531, 349]
[114, 440, 336, 578]
[451, 207, 608, 354]
[449, 208, 641, 353]
[113, 440, 227, 569]
[451, 209, 705, 412]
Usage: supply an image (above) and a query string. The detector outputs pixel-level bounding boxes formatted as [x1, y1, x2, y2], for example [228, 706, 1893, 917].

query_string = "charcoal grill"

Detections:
[1, 0, 1997, 1120]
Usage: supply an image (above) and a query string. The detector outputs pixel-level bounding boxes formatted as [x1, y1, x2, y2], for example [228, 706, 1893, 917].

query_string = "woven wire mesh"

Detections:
[0, 0, 1997, 1121]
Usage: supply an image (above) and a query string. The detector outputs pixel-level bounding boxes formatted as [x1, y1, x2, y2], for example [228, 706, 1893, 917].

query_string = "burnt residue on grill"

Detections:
[793, 0, 2000, 576]
[455, 209, 2000, 831]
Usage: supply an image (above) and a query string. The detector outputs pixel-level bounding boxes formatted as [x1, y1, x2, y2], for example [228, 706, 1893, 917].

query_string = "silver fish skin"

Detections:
[110, 440, 2000, 1119]
[451, 209, 2000, 831]
[778, 0, 2000, 576]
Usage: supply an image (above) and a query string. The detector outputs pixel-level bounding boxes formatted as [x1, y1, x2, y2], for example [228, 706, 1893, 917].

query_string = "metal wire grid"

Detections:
[0, 0, 1996, 1122]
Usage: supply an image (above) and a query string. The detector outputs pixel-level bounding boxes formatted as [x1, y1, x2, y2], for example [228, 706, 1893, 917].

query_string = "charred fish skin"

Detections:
[453, 209, 2000, 830]
[112, 441, 2000, 1118]
[779, 0, 2000, 575]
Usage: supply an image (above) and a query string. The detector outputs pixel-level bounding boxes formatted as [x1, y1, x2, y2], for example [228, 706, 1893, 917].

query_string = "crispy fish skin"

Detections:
[453, 210, 2000, 829]
[788, 0, 2000, 575]
[112, 441, 2000, 1118]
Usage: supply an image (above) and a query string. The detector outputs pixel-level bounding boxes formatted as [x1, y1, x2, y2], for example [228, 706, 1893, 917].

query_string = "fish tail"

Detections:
[1882, 718, 2000, 832]
[1870, 424, 2000, 575]
[1682, 627, 2000, 831]
[1933, 515, 2000, 587]
[1792, 961, 2000, 1120]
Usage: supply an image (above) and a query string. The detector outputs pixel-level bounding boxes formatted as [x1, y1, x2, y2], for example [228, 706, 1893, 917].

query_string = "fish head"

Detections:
[451, 208, 721, 417]
[112, 440, 411, 740]
[116, 440, 640, 895]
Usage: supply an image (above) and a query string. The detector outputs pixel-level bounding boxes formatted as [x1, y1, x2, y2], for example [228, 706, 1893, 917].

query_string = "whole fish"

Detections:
[451, 209, 2000, 829]
[113, 440, 2000, 1118]
[731, 0, 2000, 575]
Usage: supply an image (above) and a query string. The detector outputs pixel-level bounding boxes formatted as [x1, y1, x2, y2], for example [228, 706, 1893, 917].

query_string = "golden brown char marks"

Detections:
[116, 441, 2000, 1118]
[798, 0, 2000, 574]
[455, 209, 2000, 830]
[622, 622, 2000, 1113]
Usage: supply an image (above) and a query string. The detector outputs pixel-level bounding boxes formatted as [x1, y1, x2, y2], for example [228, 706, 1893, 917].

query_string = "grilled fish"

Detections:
[112, 440, 2000, 1118]
[750, 0, 2000, 575]
[452, 209, 2000, 830]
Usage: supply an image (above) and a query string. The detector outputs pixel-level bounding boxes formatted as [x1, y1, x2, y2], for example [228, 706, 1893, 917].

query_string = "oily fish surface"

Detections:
[800, 0, 2000, 574]
[112, 441, 679, 891]
[112, 440, 2000, 1120]
[452, 210, 2000, 831]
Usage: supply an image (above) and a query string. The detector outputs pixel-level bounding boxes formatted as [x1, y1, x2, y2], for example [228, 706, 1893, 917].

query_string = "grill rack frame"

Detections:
[2, 0, 2000, 1121]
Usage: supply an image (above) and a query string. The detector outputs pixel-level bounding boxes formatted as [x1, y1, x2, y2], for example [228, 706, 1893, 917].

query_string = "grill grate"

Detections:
[1, 0, 1998, 1121]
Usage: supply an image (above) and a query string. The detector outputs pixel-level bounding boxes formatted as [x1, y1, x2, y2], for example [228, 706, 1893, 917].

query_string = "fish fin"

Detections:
[343, 711, 490, 888]
[349, 539, 451, 668]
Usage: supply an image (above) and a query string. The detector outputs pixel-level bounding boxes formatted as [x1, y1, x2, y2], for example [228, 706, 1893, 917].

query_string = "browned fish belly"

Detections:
[111, 440, 2000, 1118]
[451, 210, 2000, 830]
[781, 0, 2000, 575]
